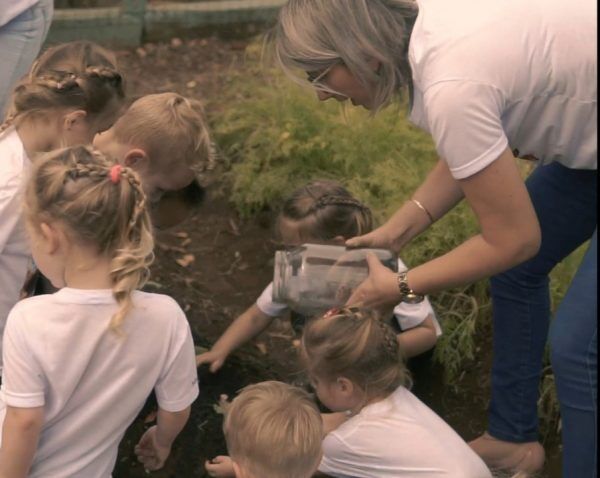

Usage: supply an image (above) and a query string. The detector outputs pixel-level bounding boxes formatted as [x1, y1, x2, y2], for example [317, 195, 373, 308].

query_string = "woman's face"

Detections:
[310, 64, 375, 110]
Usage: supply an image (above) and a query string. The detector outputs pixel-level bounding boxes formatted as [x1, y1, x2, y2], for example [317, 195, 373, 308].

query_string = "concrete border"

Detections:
[46, 0, 286, 47]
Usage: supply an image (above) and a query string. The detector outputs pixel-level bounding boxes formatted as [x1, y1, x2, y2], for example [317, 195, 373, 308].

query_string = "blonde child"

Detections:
[92, 92, 212, 228]
[197, 180, 441, 371]
[0, 41, 125, 367]
[303, 306, 492, 477]
[0, 146, 198, 477]
[205, 381, 323, 478]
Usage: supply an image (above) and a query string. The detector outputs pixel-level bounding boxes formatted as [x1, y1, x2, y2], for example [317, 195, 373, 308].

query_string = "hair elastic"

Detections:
[109, 164, 122, 184]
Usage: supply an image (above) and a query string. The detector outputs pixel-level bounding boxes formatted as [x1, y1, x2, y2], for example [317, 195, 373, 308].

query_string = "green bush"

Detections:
[210, 44, 586, 439]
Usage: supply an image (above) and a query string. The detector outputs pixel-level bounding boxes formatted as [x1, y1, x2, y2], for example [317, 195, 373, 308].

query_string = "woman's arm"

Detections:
[397, 315, 438, 358]
[347, 148, 540, 307]
[196, 304, 275, 372]
[347, 159, 464, 251]
[0, 406, 44, 478]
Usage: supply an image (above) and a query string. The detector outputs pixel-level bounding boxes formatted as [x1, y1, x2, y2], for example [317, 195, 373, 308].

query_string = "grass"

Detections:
[208, 42, 587, 440]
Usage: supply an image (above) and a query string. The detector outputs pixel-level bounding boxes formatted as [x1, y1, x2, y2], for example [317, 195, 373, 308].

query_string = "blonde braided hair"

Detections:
[301, 306, 411, 399]
[1, 41, 124, 136]
[26, 146, 154, 333]
[279, 180, 373, 241]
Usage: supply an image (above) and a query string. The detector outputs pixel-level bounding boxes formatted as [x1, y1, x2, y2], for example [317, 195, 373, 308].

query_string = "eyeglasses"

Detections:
[306, 63, 337, 86]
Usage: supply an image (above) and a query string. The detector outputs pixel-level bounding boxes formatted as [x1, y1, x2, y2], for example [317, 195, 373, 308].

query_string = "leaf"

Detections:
[175, 254, 195, 267]
[255, 342, 268, 355]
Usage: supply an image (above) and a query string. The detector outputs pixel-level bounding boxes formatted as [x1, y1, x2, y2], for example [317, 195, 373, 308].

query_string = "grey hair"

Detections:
[272, 0, 418, 111]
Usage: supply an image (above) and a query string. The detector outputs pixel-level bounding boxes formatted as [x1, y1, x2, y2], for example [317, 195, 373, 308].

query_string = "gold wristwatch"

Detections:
[397, 271, 425, 304]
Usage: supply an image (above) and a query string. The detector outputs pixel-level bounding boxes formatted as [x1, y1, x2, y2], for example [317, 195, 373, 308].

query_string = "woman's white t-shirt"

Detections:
[256, 257, 442, 335]
[409, 0, 597, 179]
[0, 288, 199, 478]
[0, 127, 31, 371]
[319, 386, 492, 478]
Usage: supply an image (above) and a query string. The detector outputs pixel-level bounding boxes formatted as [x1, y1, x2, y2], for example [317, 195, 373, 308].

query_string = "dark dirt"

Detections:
[109, 38, 562, 477]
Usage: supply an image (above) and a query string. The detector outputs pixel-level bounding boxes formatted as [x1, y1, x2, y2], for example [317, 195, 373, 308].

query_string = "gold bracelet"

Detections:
[410, 198, 434, 224]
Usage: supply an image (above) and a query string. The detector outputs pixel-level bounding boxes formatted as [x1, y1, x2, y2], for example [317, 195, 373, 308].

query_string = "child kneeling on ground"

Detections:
[93, 91, 213, 229]
[303, 306, 492, 478]
[197, 180, 441, 372]
[0, 146, 198, 477]
[205, 380, 323, 478]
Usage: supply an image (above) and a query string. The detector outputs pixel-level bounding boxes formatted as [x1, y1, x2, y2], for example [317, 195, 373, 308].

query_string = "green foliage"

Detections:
[210, 43, 586, 440]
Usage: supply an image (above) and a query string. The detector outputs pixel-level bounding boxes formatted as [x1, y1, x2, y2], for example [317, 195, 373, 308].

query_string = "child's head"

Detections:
[25, 145, 153, 332]
[92, 92, 212, 203]
[3, 41, 125, 147]
[301, 307, 410, 412]
[223, 381, 323, 478]
[278, 180, 373, 246]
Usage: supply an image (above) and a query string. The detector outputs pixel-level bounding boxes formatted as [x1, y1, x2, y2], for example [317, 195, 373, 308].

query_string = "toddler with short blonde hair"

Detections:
[206, 381, 323, 478]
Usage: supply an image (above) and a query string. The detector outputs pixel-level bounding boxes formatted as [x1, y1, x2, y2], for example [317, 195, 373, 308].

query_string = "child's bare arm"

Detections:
[0, 406, 44, 478]
[196, 304, 275, 372]
[396, 314, 438, 358]
[135, 407, 190, 471]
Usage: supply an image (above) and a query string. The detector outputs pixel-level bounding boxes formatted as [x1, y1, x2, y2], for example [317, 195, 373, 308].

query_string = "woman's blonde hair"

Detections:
[272, 0, 418, 111]
[26, 146, 154, 332]
[112, 92, 214, 175]
[279, 180, 373, 241]
[224, 381, 323, 478]
[2, 41, 125, 135]
[302, 307, 411, 398]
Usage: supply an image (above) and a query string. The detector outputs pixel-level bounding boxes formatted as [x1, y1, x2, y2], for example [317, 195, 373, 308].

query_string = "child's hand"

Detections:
[134, 425, 171, 472]
[205, 455, 236, 477]
[196, 349, 227, 372]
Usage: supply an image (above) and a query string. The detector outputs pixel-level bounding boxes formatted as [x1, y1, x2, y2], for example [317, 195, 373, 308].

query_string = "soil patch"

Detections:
[111, 38, 561, 477]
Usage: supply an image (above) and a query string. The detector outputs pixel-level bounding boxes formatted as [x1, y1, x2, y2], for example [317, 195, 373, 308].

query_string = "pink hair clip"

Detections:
[109, 164, 122, 184]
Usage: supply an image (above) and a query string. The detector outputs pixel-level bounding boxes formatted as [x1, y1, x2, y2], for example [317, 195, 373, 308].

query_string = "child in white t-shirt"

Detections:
[0, 41, 125, 369]
[197, 180, 441, 371]
[0, 146, 198, 477]
[302, 306, 492, 478]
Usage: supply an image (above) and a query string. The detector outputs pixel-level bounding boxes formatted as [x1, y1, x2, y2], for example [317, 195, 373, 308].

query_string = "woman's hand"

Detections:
[345, 253, 400, 311]
[205, 456, 236, 477]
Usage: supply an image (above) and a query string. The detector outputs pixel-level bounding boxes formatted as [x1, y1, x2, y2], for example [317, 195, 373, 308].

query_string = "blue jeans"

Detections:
[488, 161, 597, 476]
[0, 0, 54, 117]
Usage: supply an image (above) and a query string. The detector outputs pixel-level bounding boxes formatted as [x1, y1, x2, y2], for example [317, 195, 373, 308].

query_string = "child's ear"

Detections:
[332, 235, 346, 246]
[123, 149, 148, 169]
[63, 110, 87, 130]
[337, 377, 354, 396]
[39, 222, 61, 254]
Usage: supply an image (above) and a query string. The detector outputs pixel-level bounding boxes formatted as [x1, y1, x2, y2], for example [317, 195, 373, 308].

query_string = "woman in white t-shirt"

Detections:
[302, 306, 492, 478]
[0, 146, 199, 477]
[272, 1, 597, 476]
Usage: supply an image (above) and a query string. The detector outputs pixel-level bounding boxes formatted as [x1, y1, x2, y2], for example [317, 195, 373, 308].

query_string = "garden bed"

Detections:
[108, 37, 562, 477]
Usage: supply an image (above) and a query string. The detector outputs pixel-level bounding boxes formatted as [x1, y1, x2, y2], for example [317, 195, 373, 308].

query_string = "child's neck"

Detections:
[16, 120, 57, 158]
[63, 247, 113, 290]
[348, 392, 389, 416]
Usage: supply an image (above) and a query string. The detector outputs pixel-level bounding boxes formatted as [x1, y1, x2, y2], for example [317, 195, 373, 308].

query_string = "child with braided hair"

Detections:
[303, 307, 492, 478]
[0, 41, 125, 370]
[0, 146, 198, 477]
[197, 180, 441, 372]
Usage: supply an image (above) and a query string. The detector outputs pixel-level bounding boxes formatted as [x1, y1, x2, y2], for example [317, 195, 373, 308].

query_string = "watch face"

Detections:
[403, 294, 425, 304]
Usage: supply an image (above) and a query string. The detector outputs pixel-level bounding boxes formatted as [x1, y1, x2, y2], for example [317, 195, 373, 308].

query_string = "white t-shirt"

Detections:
[319, 386, 492, 478]
[409, 0, 597, 179]
[0, 0, 39, 27]
[0, 127, 32, 370]
[256, 258, 442, 336]
[0, 288, 199, 478]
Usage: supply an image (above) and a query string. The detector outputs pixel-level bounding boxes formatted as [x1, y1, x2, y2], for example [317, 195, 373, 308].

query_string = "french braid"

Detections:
[26, 146, 154, 334]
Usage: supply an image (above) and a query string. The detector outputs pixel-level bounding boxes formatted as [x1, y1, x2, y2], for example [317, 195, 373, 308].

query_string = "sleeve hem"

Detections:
[1, 390, 45, 408]
[156, 386, 199, 413]
[448, 135, 509, 179]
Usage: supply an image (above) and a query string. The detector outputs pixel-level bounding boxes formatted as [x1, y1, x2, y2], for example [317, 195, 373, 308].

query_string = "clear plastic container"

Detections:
[272, 243, 398, 316]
